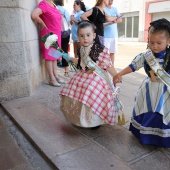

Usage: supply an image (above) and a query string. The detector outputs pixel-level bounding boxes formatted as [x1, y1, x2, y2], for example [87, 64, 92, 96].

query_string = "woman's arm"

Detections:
[103, 21, 114, 27]
[70, 15, 79, 24]
[80, 8, 93, 20]
[105, 14, 122, 23]
[31, 8, 47, 29]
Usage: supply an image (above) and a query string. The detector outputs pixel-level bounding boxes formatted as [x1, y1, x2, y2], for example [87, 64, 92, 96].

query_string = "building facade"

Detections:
[113, 0, 170, 42]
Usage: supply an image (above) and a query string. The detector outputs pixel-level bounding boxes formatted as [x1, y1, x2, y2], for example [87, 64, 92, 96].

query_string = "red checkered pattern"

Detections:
[60, 48, 117, 125]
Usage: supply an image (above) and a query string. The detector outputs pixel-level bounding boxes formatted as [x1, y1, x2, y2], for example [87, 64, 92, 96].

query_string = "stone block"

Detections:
[0, 0, 38, 10]
[0, 0, 19, 7]
[19, 0, 39, 11]
[0, 42, 28, 79]
[0, 74, 31, 101]
[29, 66, 42, 93]
[1, 98, 92, 159]
[0, 8, 24, 42]
[25, 40, 41, 70]
[20, 9, 39, 41]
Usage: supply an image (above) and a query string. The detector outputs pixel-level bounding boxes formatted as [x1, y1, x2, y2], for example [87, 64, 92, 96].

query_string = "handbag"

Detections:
[61, 15, 71, 38]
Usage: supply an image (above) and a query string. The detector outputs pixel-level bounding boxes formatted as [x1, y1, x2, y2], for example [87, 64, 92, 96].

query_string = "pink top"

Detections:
[38, 0, 62, 60]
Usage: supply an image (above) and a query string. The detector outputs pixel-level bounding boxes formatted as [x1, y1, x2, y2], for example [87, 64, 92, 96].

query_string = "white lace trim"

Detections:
[131, 118, 170, 137]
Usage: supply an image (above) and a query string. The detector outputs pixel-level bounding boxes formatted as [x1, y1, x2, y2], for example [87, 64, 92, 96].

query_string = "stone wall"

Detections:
[0, 0, 45, 101]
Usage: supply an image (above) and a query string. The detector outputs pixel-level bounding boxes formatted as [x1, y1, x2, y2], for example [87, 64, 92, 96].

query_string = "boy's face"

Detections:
[148, 32, 170, 53]
[78, 27, 96, 47]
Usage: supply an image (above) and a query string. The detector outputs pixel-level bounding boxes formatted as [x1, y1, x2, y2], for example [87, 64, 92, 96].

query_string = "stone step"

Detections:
[1, 97, 132, 170]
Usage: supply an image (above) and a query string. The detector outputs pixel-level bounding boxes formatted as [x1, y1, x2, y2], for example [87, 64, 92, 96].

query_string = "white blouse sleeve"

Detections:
[130, 53, 145, 71]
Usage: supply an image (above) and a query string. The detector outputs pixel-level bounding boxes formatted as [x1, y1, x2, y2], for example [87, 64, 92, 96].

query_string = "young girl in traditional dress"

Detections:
[114, 18, 170, 147]
[60, 21, 122, 128]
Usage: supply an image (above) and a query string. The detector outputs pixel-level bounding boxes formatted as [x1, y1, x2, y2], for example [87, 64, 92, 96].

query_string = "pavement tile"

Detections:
[93, 126, 158, 163]
[0, 145, 28, 170]
[0, 130, 17, 149]
[52, 143, 132, 170]
[11, 163, 34, 170]
[161, 148, 170, 158]
[130, 150, 170, 170]
[119, 95, 134, 107]
[0, 115, 6, 131]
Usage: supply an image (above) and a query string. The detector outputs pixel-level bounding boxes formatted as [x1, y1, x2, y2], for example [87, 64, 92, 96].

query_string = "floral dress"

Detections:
[129, 50, 170, 147]
[60, 44, 118, 127]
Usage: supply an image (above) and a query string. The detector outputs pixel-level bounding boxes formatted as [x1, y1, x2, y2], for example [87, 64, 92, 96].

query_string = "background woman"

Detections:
[80, 0, 110, 45]
[31, 0, 65, 86]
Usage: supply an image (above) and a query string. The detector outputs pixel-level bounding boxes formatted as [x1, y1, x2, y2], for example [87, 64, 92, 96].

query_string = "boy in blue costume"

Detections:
[114, 18, 170, 147]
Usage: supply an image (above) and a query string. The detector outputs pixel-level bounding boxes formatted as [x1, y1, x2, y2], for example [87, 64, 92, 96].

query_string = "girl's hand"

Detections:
[113, 73, 122, 86]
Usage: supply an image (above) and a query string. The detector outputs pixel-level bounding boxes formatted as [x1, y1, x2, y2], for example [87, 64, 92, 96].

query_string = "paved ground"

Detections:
[1, 42, 170, 170]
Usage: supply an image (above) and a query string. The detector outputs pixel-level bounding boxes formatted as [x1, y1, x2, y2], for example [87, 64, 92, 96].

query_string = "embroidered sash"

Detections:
[143, 49, 170, 87]
[81, 54, 123, 112]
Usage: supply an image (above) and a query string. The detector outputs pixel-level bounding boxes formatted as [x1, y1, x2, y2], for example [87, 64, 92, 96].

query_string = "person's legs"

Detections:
[104, 38, 118, 65]
[53, 60, 65, 84]
[109, 38, 118, 65]
[61, 36, 70, 76]
[45, 60, 61, 86]
[45, 60, 55, 80]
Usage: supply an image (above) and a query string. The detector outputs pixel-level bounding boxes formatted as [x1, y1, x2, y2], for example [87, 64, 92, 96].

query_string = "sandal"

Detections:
[55, 76, 65, 84]
[49, 79, 61, 87]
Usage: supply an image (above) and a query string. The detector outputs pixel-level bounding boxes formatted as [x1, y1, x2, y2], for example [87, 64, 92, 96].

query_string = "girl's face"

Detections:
[73, 2, 81, 12]
[78, 26, 96, 47]
[148, 32, 170, 53]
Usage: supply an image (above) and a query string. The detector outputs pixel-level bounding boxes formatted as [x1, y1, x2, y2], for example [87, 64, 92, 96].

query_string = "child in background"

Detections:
[71, 0, 86, 59]
[60, 21, 120, 128]
[114, 18, 170, 147]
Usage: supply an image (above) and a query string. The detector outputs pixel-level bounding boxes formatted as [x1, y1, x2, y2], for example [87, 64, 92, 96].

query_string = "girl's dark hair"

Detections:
[146, 18, 170, 74]
[77, 20, 95, 34]
[54, 0, 64, 6]
[75, 0, 86, 12]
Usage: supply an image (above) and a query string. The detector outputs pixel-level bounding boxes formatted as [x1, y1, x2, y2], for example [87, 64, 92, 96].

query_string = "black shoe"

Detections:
[90, 125, 101, 129]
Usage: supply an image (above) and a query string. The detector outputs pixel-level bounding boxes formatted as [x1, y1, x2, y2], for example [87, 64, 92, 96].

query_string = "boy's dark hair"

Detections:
[75, 0, 86, 12]
[54, 0, 64, 6]
[77, 20, 95, 34]
[146, 18, 170, 74]
[149, 18, 170, 37]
